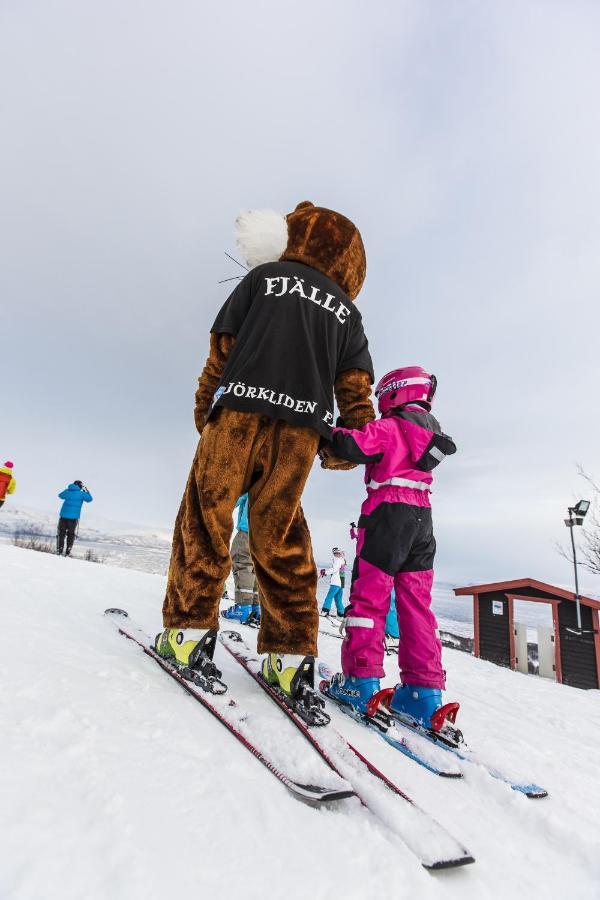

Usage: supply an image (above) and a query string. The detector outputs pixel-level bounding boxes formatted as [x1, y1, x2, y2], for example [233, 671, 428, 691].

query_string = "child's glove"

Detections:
[320, 569, 326, 577]
[318, 443, 356, 472]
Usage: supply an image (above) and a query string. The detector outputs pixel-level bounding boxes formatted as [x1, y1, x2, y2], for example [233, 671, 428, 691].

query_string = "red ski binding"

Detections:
[365, 690, 460, 736]
[365, 687, 395, 718]
[430, 702, 460, 733]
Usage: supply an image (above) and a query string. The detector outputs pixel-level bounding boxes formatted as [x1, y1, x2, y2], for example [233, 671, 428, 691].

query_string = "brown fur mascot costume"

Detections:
[163, 201, 375, 657]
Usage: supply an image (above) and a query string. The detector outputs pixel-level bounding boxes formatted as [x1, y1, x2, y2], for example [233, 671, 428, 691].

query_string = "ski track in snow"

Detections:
[1, 544, 600, 900]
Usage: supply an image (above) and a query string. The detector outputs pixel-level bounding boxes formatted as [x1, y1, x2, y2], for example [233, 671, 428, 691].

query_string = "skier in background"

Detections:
[57, 481, 93, 556]
[0, 461, 16, 509]
[320, 547, 347, 617]
[384, 589, 400, 653]
[322, 367, 457, 731]
[222, 493, 261, 625]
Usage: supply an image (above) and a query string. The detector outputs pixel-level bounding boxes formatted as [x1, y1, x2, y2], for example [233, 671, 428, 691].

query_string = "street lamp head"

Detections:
[565, 499, 591, 527]
[568, 499, 591, 526]
[573, 500, 591, 517]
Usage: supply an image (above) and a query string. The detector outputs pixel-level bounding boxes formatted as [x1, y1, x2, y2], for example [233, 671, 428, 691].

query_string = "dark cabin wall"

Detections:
[478, 591, 511, 667]
[558, 602, 599, 690]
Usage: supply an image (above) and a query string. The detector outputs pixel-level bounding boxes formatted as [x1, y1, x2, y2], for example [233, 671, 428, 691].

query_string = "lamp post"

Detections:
[564, 499, 591, 633]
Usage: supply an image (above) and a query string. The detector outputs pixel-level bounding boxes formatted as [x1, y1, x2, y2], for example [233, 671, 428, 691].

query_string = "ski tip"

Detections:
[512, 784, 548, 799]
[104, 608, 129, 617]
[317, 661, 334, 680]
[220, 630, 243, 642]
[290, 782, 357, 805]
[425, 853, 476, 871]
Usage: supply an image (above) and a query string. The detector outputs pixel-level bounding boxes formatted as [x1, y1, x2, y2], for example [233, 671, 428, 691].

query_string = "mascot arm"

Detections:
[194, 332, 236, 434]
[334, 368, 376, 428]
[320, 369, 375, 470]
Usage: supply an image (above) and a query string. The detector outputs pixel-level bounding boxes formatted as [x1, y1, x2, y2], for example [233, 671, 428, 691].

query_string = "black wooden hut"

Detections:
[454, 578, 600, 690]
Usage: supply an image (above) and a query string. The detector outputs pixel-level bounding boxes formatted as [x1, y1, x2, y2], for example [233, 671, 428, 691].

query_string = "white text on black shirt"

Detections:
[263, 276, 351, 325]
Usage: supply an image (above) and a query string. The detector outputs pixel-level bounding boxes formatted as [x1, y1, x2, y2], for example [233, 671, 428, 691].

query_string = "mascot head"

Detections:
[235, 201, 366, 300]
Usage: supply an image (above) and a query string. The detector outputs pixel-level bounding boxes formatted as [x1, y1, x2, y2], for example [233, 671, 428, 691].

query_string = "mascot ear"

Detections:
[292, 200, 315, 212]
[235, 209, 288, 269]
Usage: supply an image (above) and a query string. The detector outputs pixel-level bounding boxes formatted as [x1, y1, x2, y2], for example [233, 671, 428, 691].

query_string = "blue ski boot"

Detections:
[389, 684, 443, 729]
[246, 603, 261, 626]
[324, 673, 380, 715]
[221, 602, 253, 624]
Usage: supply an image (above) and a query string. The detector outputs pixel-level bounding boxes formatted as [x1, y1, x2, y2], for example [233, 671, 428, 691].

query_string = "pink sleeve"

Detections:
[332, 418, 391, 464]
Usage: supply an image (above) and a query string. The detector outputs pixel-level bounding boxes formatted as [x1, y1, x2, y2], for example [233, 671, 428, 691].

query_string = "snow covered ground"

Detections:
[2, 544, 600, 900]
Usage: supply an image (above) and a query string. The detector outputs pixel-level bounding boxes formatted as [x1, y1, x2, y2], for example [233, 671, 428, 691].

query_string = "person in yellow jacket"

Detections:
[0, 461, 16, 509]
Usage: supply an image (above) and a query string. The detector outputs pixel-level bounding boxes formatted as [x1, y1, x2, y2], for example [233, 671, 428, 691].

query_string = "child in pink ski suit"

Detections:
[324, 366, 457, 728]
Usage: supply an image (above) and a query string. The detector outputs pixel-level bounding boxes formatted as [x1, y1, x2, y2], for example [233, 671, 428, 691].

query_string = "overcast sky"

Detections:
[2, 1, 600, 591]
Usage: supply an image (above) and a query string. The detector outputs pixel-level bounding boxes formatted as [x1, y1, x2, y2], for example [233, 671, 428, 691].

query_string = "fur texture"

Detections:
[235, 209, 288, 268]
[319, 368, 376, 470]
[335, 368, 376, 429]
[281, 201, 367, 300]
[164, 408, 320, 655]
[194, 332, 235, 433]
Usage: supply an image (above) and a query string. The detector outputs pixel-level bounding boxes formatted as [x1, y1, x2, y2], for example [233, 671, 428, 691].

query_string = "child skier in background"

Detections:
[320, 547, 347, 617]
[384, 589, 399, 653]
[322, 367, 457, 731]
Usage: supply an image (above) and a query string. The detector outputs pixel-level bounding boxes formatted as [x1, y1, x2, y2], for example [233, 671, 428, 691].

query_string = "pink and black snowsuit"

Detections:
[331, 405, 456, 688]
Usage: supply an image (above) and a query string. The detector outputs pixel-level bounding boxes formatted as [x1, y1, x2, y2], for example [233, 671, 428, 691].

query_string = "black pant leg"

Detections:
[65, 519, 78, 555]
[57, 518, 67, 554]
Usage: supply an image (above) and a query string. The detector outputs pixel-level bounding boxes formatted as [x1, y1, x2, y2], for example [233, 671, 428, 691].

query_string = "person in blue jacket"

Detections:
[57, 481, 93, 556]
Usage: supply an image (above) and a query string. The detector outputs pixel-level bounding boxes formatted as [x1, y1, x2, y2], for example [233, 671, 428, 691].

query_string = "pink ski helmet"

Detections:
[374, 366, 437, 416]
[4, 461, 13, 469]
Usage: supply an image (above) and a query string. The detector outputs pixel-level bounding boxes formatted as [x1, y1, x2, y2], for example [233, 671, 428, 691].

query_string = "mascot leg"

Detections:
[248, 420, 320, 657]
[162, 409, 260, 628]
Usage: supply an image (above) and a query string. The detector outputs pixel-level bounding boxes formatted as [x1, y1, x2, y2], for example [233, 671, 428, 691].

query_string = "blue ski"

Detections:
[317, 663, 461, 778]
[318, 663, 548, 798]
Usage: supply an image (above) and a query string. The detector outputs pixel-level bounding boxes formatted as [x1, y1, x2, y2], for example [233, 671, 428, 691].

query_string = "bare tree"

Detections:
[83, 548, 104, 564]
[557, 466, 600, 576]
[13, 526, 53, 554]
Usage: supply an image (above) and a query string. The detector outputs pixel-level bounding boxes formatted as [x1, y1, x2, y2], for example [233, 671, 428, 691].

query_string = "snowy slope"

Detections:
[0, 505, 171, 574]
[2, 545, 600, 900]
[0, 505, 479, 634]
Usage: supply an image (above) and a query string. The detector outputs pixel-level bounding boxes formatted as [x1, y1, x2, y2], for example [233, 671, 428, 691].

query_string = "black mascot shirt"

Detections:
[210, 261, 374, 439]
